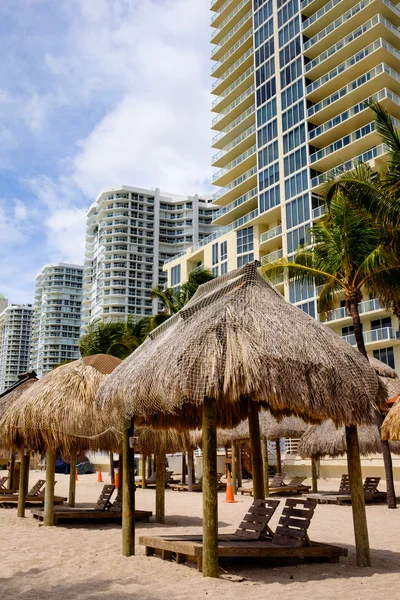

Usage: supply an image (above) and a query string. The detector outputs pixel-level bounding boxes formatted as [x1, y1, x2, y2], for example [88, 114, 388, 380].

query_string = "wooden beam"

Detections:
[156, 443, 166, 523]
[237, 443, 242, 487]
[17, 451, 30, 518]
[141, 455, 147, 489]
[248, 402, 264, 500]
[122, 418, 136, 557]
[187, 449, 194, 493]
[275, 439, 282, 474]
[345, 425, 371, 567]
[110, 451, 115, 485]
[44, 449, 56, 526]
[69, 453, 77, 507]
[311, 458, 318, 493]
[231, 442, 237, 495]
[181, 453, 186, 485]
[202, 397, 218, 578]
[8, 451, 16, 490]
[261, 436, 269, 497]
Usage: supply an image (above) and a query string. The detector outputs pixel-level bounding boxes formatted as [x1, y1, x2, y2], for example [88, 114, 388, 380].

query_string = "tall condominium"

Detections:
[81, 186, 218, 329]
[0, 302, 33, 391]
[164, 0, 400, 370]
[30, 263, 83, 377]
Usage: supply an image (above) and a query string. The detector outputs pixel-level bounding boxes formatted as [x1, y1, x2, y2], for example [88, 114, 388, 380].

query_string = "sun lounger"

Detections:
[31, 484, 152, 524]
[238, 473, 289, 496]
[0, 480, 65, 507]
[0, 479, 47, 497]
[305, 475, 386, 505]
[137, 470, 174, 488]
[139, 498, 347, 571]
[269, 476, 311, 496]
[169, 473, 226, 492]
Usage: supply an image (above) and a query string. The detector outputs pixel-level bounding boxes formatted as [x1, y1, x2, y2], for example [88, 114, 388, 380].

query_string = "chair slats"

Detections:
[274, 498, 317, 548]
[233, 498, 280, 540]
[95, 484, 115, 511]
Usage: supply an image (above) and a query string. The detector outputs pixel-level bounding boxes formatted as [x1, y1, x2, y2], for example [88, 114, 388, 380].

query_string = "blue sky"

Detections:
[0, 0, 213, 303]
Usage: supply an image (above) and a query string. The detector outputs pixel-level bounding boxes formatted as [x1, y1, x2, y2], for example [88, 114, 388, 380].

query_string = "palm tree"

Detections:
[79, 318, 148, 360]
[262, 192, 400, 508]
[151, 267, 216, 315]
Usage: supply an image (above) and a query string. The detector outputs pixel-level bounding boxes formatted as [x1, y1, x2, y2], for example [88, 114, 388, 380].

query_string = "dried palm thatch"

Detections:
[135, 427, 191, 456]
[383, 377, 400, 400]
[96, 262, 385, 430]
[298, 419, 400, 458]
[368, 357, 397, 378]
[0, 377, 38, 448]
[228, 412, 307, 441]
[381, 398, 400, 440]
[0, 355, 122, 455]
[188, 428, 233, 449]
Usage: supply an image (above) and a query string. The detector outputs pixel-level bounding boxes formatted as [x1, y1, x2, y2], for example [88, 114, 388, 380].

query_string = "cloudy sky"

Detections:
[0, 0, 213, 303]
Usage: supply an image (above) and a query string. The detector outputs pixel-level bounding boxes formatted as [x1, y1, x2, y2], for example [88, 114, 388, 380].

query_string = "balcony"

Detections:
[312, 205, 326, 219]
[260, 225, 283, 246]
[212, 186, 258, 225]
[309, 89, 400, 147]
[342, 326, 400, 347]
[306, 39, 400, 103]
[261, 249, 283, 264]
[211, 0, 252, 45]
[212, 123, 256, 167]
[212, 104, 255, 148]
[303, 0, 400, 58]
[212, 165, 258, 206]
[211, 11, 252, 62]
[323, 298, 383, 322]
[211, 28, 253, 78]
[211, 0, 236, 27]
[307, 63, 400, 125]
[212, 85, 255, 131]
[212, 66, 254, 113]
[310, 121, 379, 171]
[305, 16, 400, 81]
[212, 144, 257, 187]
[212, 47, 253, 96]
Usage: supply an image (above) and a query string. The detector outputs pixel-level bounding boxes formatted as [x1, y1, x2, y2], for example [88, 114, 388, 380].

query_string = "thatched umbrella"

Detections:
[382, 398, 400, 440]
[299, 420, 400, 458]
[0, 373, 38, 495]
[0, 354, 122, 523]
[96, 262, 386, 574]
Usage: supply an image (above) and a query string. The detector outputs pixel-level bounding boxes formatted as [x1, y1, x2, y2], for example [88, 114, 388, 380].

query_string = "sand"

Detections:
[0, 471, 399, 600]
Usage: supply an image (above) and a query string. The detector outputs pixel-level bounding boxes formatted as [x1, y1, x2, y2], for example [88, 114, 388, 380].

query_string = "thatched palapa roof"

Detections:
[135, 427, 191, 456]
[227, 412, 307, 441]
[298, 419, 400, 458]
[0, 354, 122, 454]
[381, 398, 400, 440]
[0, 375, 38, 449]
[96, 262, 385, 430]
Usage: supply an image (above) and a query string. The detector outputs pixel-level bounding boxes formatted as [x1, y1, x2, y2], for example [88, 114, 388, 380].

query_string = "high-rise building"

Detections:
[0, 294, 8, 314]
[81, 186, 219, 329]
[0, 303, 33, 391]
[164, 0, 400, 370]
[30, 263, 83, 377]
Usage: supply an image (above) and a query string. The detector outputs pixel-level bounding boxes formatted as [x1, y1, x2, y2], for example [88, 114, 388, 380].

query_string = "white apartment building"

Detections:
[0, 303, 33, 391]
[81, 186, 219, 329]
[164, 0, 400, 372]
[30, 263, 83, 377]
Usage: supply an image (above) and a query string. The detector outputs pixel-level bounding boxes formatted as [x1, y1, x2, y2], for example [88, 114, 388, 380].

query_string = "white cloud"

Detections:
[45, 207, 86, 264]
[14, 199, 28, 221]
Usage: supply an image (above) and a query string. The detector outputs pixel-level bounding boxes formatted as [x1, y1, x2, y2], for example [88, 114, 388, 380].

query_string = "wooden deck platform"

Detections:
[139, 535, 348, 572]
[0, 495, 66, 506]
[31, 506, 152, 525]
[239, 485, 311, 497]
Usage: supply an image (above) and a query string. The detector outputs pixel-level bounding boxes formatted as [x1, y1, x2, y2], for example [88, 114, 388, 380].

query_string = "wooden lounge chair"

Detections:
[306, 475, 387, 505]
[0, 476, 8, 489]
[269, 476, 311, 496]
[238, 473, 287, 496]
[0, 480, 65, 507]
[0, 479, 47, 497]
[137, 470, 174, 488]
[363, 477, 387, 502]
[139, 498, 347, 571]
[31, 484, 152, 524]
[169, 473, 225, 492]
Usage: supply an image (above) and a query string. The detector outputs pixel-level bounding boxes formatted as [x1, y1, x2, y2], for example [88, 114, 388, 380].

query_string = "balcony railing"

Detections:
[260, 225, 283, 244]
[211, 10, 252, 57]
[212, 66, 254, 109]
[212, 187, 258, 220]
[312, 205, 325, 219]
[211, 28, 253, 74]
[212, 47, 253, 91]
[311, 144, 386, 187]
[212, 85, 255, 126]
[211, 0, 235, 23]
[212, 104, 255, 144]
[261, 249, 283, 264]
[323, 298, 382, 321]
[211, 0, 250, 42]
[212, 123, 256, 163]
[342, 327, 400, 346]
[310, 121, 376, 164]
[213, 165, 257, 201]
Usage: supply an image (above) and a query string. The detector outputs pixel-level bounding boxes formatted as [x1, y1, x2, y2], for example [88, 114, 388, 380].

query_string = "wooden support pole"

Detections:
[17, 451, 30, 518]
[231, 442, 237, 495]
[118, 454, 123, 490]
[110, 451, 115, 485]
[275, 439, 282, 474]
[122, 418, 136, 557]
[44, 449, 56, 526]
[345, 425, 371, 567]
[181, 453, 186, 484]
[248, 402, 264, 500]
[311, 457, 318, 493]
[237, 443, 242, 487]
[261, 436, 269, 498]
[187, 449, 194, 493]
[202, 397, 218, 578]
[156, 446, 166, 523]
[69, 453, 77, 507]
[141, 455, 147, 489]
[8, 451, 16, 490]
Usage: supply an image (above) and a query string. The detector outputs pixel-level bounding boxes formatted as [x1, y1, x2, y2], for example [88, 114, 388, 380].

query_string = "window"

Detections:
[257, 97, 277, 127]
[279, 36, 301, 68]
[283, 123, 306, 154]
[371, 317, 391, 330]
[255, 17, 274, 48]
[258, 140, 279, 169]
[221, 261, 228, 275]
[373, 347, 395, 369]
[256, 77, 276, 107]
[285, 169, 309, 200]
[278, 16, 300, 47]
[289, 279, 314, 303]
[284, 146, 308, 176]
[280, 57, 303, 90]
[299, 300, 316, 318]
[220, 241, 227, 261]
[286, 193, 311, 229]
[259, 184, 280, 214]
[171, 265, 181, 287]
[256, 57, 275, 88]
[212, 266, 219, 277]
[254, 0, 273, 29]
[259, 162, 280, 192]
[278, 0, 300, 28]
[287, 222, 311, 253]
[237, 227, 254, 254]
[255, 36, 275, 68]
[282, 100, 305, 132]
[212, 242, 218, 266]
[237, 253, 254, 267]
[257, 118, 278, 148]
[281, 79, 304, 110]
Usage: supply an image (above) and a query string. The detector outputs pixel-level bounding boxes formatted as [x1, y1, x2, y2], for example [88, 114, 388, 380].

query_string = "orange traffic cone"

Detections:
[114, 471, 119, 489]
[224, 472, 237, 503]
[75, 472, 79, 481]
[97, 467, 103, 483]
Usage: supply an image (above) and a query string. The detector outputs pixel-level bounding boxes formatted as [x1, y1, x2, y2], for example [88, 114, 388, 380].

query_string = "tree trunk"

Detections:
[349, 300, 396, 508]
[110, 451, 115, 485]
[311, 457, 318, 493]
[17, 451, 30, 518]
[44, 449, 56, 526]
[261, 436, 269, 497]
[69, 453, 77, 507]
[231, 442, 237, 495]
[202, 397, 218, 578]
[122, 418, 135, 557]
[275, 439, 282, 474]
[345, 425, 371, 566]
[248, 401, 264, 500]
[8, 451, 16, 490]
[187, 449, 194, 493]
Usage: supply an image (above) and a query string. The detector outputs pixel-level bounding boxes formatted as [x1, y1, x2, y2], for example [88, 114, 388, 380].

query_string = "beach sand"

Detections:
[1, 471, 399, 600]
